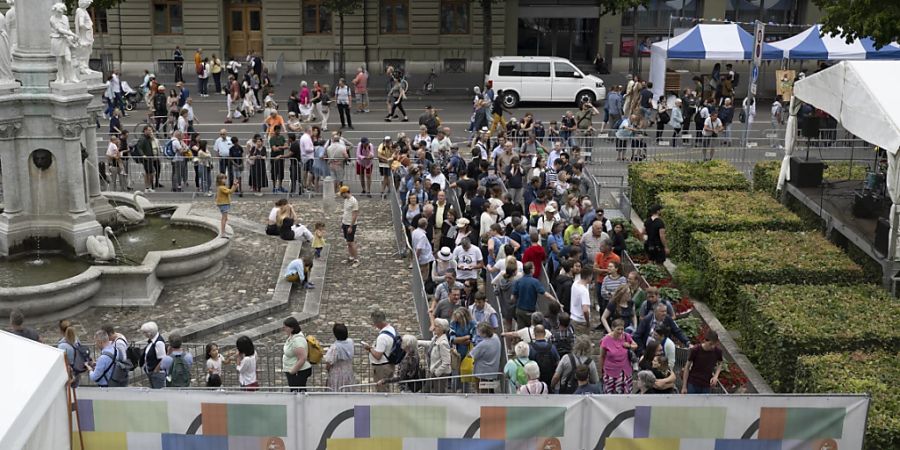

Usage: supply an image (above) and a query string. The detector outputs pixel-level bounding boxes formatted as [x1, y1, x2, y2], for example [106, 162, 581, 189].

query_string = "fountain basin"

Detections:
[0, 197, 232, 320]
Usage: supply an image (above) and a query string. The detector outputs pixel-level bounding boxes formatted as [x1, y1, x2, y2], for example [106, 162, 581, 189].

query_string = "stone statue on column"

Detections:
[50, 2, 80, 84]
[74, 0, 97, 76]
[5, 0, 15, 52]
[0, 11, 13, 81]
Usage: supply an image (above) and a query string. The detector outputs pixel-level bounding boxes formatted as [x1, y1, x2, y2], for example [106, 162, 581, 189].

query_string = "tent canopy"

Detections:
[793, 61, 900, 152]
[0, 331, 71, 450]
[649, 23, 782, 97]
[770, 25, 900, 60]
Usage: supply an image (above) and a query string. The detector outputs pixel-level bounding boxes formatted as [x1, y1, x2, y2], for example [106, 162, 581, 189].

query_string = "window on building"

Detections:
[622, 0, 701, 29]
[441, 0, 469, 34]
[91, 8, 108, 34]
[380, 0, 409, 34]
[303, 0, 333, 35]
[725, 0, 798, 24]
[153, 0, 183, 35]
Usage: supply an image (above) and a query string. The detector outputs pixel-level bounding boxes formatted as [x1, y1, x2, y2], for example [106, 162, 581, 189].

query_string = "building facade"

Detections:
[7, 0, 822, 75]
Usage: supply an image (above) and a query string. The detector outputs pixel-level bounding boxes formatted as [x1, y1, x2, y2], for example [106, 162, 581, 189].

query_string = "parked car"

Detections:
[485, 56, 607, 108]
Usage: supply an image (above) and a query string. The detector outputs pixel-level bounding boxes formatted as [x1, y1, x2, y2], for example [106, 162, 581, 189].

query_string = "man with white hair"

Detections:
[86, 330, 116, 388]
[582, 220, 610, 261]
[140, 321, 167, 389]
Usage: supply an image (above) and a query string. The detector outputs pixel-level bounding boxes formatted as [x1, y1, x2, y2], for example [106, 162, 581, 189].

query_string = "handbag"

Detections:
[459, 345, 476, 384]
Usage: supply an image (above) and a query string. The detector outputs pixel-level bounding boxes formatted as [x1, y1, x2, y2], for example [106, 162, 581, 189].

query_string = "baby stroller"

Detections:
[122, 81, 140, 112]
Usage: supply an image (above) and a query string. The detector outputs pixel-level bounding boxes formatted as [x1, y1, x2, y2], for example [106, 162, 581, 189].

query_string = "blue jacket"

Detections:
[607, 92, 623, 116]
[633, 312, 690, 355]
[89, 343, 116, 386]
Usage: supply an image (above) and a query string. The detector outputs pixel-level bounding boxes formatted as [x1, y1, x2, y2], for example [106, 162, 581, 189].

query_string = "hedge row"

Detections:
[629, 160, 749, 219]
[689, 230, 866, 322]
[659, 190, 808, 260]
[823, 161, 868, 181]
[738, 283, 900, 392]
[795, 351, 900, 450]
[752, 160, 780, 198]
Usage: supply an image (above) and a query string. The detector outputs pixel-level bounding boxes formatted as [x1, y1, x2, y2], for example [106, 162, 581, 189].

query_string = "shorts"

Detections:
[356, 164, 372, 175]
[379, 166, 390, 177]
[304, 159, 314, 173]
[355, 92, 369, 104]
[141, 157, 155, 173]
[219, 204, 230, 213]
[341, 223, 357, 242]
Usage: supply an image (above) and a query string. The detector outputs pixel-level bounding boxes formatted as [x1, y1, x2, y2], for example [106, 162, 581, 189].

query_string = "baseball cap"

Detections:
[384, 135, 391, 140]
[360, 137, 369, 144]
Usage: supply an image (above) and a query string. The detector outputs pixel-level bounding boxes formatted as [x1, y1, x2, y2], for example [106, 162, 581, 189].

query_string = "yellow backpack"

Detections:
[306, 335, 324, 364]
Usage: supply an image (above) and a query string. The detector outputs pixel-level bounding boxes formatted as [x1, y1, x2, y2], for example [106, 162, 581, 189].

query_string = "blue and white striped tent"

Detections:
[770, 25, 900, 60]
[650, 23, 782, 97]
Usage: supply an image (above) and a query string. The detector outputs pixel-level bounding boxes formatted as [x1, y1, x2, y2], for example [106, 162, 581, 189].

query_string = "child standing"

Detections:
[215, 173, 239, 237]
[312, 222, 326, 258]
[205, 343, 224, 387]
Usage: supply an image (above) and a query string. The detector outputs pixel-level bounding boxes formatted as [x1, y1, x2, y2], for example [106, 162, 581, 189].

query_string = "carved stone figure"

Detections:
[31, 149, 53, 171]
[74, 0, 97, 75]
[0, 11, 12, 81]
[5, 0, 15, 52]
[49, 3, 80, 84]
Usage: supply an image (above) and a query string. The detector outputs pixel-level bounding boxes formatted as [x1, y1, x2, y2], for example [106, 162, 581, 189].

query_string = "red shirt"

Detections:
[522, 244, 547, 278]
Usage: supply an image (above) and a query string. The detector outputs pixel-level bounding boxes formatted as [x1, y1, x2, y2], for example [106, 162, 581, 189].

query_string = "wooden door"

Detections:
[227, 4, 263, 59]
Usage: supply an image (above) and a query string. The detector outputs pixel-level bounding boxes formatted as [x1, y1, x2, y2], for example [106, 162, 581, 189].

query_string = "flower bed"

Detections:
[795, 351, 899, 450]
[689, 230, 866, 322]
[659, 190, 808, 260]
[752, 160, 781, 198]
[629, 160, 749, 219]
[738, 284, 900, 392]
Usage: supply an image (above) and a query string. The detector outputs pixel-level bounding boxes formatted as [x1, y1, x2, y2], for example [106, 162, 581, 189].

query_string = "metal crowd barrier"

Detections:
[388, 178, 432, 340]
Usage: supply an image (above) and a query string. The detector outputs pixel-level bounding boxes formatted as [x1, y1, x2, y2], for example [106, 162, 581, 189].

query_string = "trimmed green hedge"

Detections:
[659, 190, 808, 260]
[752, 160, 781, 198]
[796, 351, 900, 450]
[629, 160, 749, 219]
[739, 283, 899, 392]
[823, 161, 868, 181]
[689, 230, 866, 322]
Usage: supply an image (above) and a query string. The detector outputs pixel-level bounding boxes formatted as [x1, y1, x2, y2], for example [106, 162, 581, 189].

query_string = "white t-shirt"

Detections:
[370, 325, 396, 364]
[702, 117, 723, 137]
[237, 354, 257, 386]
[412, 228, 435, 265]
[341, 195, 358, 225]
[516, 326, 553, 344]
[570, 282, 591, 324]
[214, 137, 232, 158]
[106, 142, 119, 158]
[268, 207, 279, 223]
[452, 245, 483, 280]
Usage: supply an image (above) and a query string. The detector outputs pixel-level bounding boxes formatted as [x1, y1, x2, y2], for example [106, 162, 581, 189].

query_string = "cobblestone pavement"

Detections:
[29, 196, 417, 371]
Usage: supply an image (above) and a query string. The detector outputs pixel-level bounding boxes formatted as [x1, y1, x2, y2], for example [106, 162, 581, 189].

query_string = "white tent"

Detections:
[777, 61, 900, 258]
[0, 331, 71, 450]
[649, 23, 782, 97]
[770, 25, 900, 60]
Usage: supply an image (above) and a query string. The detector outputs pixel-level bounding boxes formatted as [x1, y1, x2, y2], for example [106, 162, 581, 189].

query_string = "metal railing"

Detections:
[340, 372, 506, 394]
[388, 177, 432, 340]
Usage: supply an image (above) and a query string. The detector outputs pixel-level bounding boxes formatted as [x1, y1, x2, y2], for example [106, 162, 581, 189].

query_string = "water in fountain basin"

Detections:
[113, 214, 217, 263]
[0, 253, 91, 287]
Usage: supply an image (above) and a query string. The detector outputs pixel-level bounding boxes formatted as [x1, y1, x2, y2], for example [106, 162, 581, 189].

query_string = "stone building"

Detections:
[9, 0, 822, 75]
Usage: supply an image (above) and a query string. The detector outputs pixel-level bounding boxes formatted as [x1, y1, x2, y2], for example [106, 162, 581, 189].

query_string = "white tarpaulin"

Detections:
[0, 331, 70, 450]
[76, 388, 870, 449]
[778, 61, 900, 258]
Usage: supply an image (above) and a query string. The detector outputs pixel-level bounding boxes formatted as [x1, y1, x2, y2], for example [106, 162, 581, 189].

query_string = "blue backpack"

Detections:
[379, 329, 406, 365]
[163, 139, 176, 158]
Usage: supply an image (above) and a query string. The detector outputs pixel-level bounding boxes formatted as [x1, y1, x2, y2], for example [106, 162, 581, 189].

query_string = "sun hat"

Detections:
[545, 205, 557, 213]
[456, 218, 470, 227]
[438, 247, 453, 261]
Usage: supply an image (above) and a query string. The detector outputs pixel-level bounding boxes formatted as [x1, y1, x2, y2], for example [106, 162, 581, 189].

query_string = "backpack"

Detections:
[448, 154, 466, 175]
[163, 139, 176, 158]
[613, 116, 625, 130]
[658, 110, 670, 124]
[167, 354, 191, 387]
[559, 354, 592, 395]
[380, 329, 406, 365]
[306, 335, 324, 364]
[102, 347, 133, 386]
[125, 341, 142, 372]
[530, 341, 557, 386]
[60, 340, 91, 375]
[513, 358, 528, 387]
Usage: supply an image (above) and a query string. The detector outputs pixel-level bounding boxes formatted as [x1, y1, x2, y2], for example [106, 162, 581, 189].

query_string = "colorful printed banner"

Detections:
[75, 390, 868, 450]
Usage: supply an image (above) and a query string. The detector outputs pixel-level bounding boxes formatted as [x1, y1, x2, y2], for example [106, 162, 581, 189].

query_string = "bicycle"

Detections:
[423, 68, 438, 95]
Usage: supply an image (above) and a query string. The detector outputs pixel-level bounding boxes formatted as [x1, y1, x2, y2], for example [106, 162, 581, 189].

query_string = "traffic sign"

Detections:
[751, 66, 759, 83]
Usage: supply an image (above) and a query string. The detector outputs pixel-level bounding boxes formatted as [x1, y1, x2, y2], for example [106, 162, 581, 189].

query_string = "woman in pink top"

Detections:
[298, 81, 312, 122]
[599, 318, 637, 394]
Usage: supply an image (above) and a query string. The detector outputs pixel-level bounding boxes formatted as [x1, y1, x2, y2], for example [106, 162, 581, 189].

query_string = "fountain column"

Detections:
[0, 0, 104, 256]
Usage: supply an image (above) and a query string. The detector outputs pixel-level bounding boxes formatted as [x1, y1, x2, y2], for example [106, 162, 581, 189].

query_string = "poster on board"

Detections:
[777, 70, 796, 101]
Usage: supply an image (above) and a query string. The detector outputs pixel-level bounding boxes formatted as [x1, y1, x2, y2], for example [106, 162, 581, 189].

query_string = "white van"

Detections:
[486, 56, 606, 108]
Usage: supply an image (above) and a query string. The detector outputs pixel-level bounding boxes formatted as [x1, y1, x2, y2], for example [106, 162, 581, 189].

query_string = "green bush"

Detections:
[823, 161, 868, 181]
[739, 284, 899, 392]
[796, 351, 900, 450]
[625, 236, 645, 256]
[629, 160, 749, 219]
[673, 262, 707, 299]
[659, 190, 808, 260]
[638, 263, 669, 284]
[752, 160, 781, 198]
[689, 230, 866, 322]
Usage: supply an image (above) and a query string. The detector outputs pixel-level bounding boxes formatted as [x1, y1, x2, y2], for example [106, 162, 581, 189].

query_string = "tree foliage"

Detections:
[813, 0, 900, 49]
[321, 0, 363, 16]
[598, 0, 649, 18]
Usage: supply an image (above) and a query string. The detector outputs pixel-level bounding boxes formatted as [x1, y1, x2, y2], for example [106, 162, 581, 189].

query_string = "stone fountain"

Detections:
[0, 0, 231, 319]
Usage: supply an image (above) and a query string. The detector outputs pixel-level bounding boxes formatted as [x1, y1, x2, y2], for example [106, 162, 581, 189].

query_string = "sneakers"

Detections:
[341, 258, 352, 264]
[350, 259, 360, 268]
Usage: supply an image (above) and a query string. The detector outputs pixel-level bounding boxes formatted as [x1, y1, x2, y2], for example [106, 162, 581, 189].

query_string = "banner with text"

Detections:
[76, 390, 869, 450]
